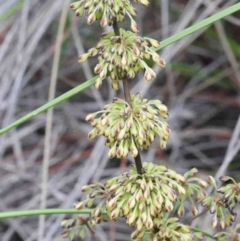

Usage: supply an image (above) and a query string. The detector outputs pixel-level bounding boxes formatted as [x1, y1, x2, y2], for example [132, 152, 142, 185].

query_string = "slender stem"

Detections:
[0, 209, 98, 219]
[112, 21, 143, 174]
[134, 153, 143, 174]
[156, 2, 240, 52]
[0, 76, 98, 135]
[112, 21, 120, 36]
[122, 78, 132, 108]
[192, 227, 215, 240]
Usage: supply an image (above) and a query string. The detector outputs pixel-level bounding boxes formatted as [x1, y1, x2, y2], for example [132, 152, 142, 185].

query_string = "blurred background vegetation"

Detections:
[0, 0, 240, 241]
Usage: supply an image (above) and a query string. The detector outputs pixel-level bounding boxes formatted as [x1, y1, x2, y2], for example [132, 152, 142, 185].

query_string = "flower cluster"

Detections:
[215, 224, 240, 241]
[201, 194, 236, 229]
[193, 175, 239, 230]
[86, 94, 170, 158]
[70, 0, 148, 31]
[105, 163, 186, 229]
[176, 168, 209, 217]
[79, 29, 165, 89]
[74, 162, 191, 240]
[177, 174, 240, 231]
[144, 218, 193, 241]
[61, 217, 87, 240]
[74, 182, 108, 224]
[218, 176, 240, 211]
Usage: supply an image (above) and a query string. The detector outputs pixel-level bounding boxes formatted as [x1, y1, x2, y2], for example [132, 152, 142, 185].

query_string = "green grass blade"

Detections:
[0, 209, 91, 219]
[1, 3, 240, 135]
[0, 76, 97, 135]
[157, 2, 240, 50]
[0, 0, 35, 22]
[0, 208, 107, 219]
[0, 1, 24, 22]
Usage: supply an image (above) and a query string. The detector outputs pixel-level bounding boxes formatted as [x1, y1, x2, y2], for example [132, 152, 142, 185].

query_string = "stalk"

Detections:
[112, 21, 143, 174]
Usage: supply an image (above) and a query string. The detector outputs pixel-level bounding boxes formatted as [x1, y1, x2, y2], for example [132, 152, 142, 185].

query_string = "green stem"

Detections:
[0, 208, 216, 240]
[156, 2, 240, 51]
[0, 208, 107, 219]
[1, 3, 240, 135]
[112, 21, 120, 36]
[192, 227, 216, 240]
[0, 76, 97, 135]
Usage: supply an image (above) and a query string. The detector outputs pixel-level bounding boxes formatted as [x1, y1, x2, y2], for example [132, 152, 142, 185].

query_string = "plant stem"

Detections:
[0, 209, 98, 219]
[122, 78, 132, 108]
[112, 21, 143, 174]
[112, 21, 120, 36]
[134, 153, 143, 174]
[192, 227, 215, 240]
[0, 76, 98, 135]
[156, 2, 240, 52]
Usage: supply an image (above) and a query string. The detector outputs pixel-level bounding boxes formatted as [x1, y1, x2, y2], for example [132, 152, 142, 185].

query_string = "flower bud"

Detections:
[94, 78, 103, 89]
[75, 7, 84, 17]
[139, 0, 149, 6]
[192, 207, 199, 216]
[208, 176, 217, 188]
[88, 128, 97, 140]
[157, 58, 166, 67]
[61, 231, 69, 238]
[211, 216, 218, 228]
[107, 198, 117, 212]
[87, 13, 96, 24]
[146, 218, 153, 229]
[110, 208, 120, 220]
[146, 38, 160, 48]
[140, 211, 147, 223]
[131, 20, 139, 33]
[78, 53, 89, 63]
[219, 176, 234, 183]
[128, 214, 137, 225]
[87, 198, 94, 207]
[136, 219, 143, 230]
[82, 185, 91, 192]
[75, 201, 84, 210]
[70, 2, 81, 10]
[93, 207, 102, 218]
[100, 16, 108, 27]
[128, 197, 136, 209]
[112, 81, 119, 90]
[177, 204, 185, 217]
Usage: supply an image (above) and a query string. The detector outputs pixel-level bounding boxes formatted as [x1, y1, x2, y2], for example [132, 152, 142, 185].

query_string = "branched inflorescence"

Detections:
[79, 29, 165, 89]
[86, 94, 170, 158]
[73, 162, 201, 240]
[70, 0, 148, 31]
[63, 0, 240, 240]
[177, 168, 209, 217]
